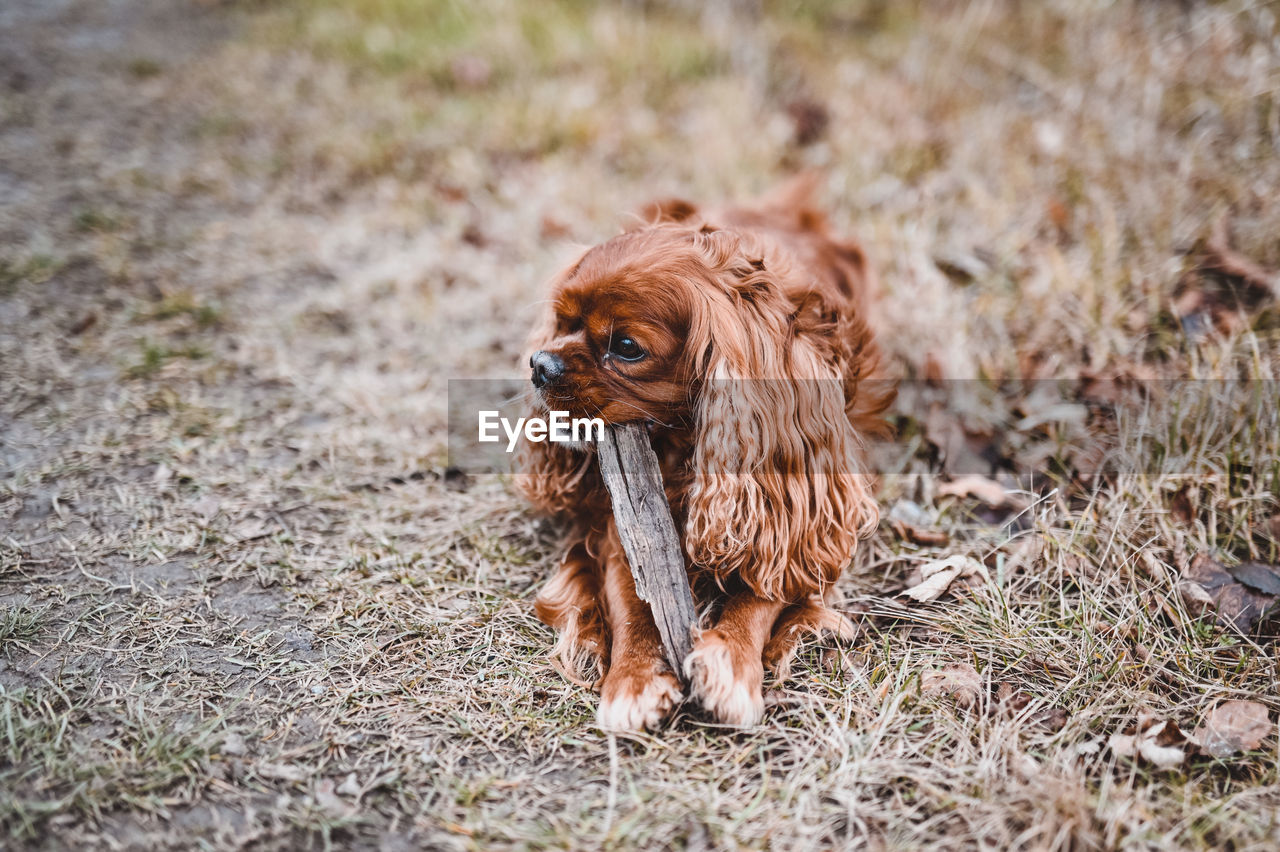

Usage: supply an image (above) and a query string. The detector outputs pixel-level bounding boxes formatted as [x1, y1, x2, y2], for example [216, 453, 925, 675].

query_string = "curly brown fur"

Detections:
[516, 179, 893, 730]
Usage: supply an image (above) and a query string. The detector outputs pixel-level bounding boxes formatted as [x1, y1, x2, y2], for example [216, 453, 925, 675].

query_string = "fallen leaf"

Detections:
[1174, 215, 1279, 339]
[1169, 486, 1195, 525]
[1000, 534, 1044, 577]
[786, 98, 829, 146]
[1075, 739, 1102, 758]
[888, 498, 930, 527]
[1108, 719, 1197, 769]
[1225, 562, 1280, 596]
[1045, 196, 1071, 234]
[1178, 553, 1280, 634]
[1178, 577, 1216, 613]
[1202, 215, 1280, 301]
[1013, 401, 1088, 433]
[233, 517, 276, 543]
[901, 555, 990, 602]
[921, 663, 981, 708]
[821, 648, 862, 677]
[1266, 513, 1280, 544]
[937, 475, 1015, 508]
[1078, 362, 1158, 406]
[1194, 700, 1272, 758]
[933, 247, 991, 284]
[922, 351, 946, 385]
[890, 520, 950, 547]
[443, 466, 472, 492]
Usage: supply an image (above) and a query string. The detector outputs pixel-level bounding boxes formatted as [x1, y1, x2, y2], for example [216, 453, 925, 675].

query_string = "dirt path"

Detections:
[1, 1, 539, 846]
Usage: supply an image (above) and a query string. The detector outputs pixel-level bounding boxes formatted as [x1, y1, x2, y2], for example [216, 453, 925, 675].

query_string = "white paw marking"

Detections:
[684, 634, 764, 728]
[597, 671, 682, 732]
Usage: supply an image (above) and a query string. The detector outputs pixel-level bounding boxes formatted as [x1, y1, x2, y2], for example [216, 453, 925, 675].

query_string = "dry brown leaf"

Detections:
[922, 351, 946, 385]
[1174, 215, 1279, 339]
[901, 555, 990, 602]
[1178, 553, 1280, 634]
[1169, 486, 1194, 526]
[1108, 719, 1197, 769]
[1203, 215, 1280, 300]
[921, 663, 981, 708]
[889, 519, 950, 547]
[1194, 700, 1272, 758]
[937, 475, 1014, 508]
[786, 98, 829, 147]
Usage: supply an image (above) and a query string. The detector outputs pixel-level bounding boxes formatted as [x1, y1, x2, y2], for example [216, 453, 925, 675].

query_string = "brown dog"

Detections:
[516, 178, 892, 730]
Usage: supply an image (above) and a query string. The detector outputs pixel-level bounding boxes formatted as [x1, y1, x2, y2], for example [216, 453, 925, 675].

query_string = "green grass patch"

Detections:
[0, 254, 64, 294]
[126, 338, 211, 379]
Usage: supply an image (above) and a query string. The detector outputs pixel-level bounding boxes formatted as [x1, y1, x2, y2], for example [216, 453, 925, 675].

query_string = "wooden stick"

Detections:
[596, 423, 698, 678]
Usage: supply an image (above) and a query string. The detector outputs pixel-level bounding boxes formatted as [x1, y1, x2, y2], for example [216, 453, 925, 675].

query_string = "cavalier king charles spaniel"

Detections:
[516, 177, 892, 731]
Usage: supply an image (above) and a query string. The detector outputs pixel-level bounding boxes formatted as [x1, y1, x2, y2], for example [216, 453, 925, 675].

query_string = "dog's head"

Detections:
[525, 220, 878, 597]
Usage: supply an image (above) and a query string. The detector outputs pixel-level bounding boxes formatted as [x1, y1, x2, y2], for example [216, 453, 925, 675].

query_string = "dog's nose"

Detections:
[530, 350, 565, 389]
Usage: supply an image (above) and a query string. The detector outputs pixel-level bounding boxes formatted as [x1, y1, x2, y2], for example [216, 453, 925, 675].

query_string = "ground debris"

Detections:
[1178, 553, 1280, 635]
[1193, 700, 1272, 758]
[1174, 215, 1280, 339]
[994, 682, 1068, 731]
[919, 666, 1068, 730]
[900, 554, 990, 602]
[937, 475, 1022, 510]
[1109, 718, 1196, 769]
[887, 499, 950, 547]
[920, 663, 981, 708]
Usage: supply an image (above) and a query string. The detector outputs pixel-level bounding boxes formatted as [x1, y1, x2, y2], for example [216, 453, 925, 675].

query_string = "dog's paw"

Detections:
[597, 665, 682, 732]
[684, 629, 765, 727]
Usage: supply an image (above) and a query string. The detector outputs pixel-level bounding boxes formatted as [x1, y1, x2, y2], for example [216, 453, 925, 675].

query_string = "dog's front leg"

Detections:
[685, 592, 786, 727]
[595, 544, 683, 732]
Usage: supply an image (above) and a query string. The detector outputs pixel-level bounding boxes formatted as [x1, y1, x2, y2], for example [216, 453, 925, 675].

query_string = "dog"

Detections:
[516, 177, 892, 731]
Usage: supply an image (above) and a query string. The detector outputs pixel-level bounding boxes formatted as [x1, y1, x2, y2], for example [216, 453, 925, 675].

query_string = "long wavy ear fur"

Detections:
[682, 229, 879, 600]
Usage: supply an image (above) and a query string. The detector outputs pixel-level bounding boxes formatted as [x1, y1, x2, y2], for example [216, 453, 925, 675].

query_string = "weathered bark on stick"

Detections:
[596, 423, 698, 678]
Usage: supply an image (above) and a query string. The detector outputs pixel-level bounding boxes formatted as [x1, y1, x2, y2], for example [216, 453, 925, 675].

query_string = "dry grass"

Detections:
[2, 0, 1280, 848]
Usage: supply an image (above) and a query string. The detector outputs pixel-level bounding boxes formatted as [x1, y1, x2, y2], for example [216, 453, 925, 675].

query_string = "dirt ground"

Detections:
[3, 0, 1280, 849]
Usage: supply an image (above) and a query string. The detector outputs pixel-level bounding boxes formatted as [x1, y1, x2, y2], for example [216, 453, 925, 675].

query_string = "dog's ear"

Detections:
[682, 232, 878, 601]
[635, 197, 701, 226]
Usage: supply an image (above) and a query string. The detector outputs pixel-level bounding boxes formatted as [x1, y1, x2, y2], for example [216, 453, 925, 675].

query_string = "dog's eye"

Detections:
[608, 335, 646, 362]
